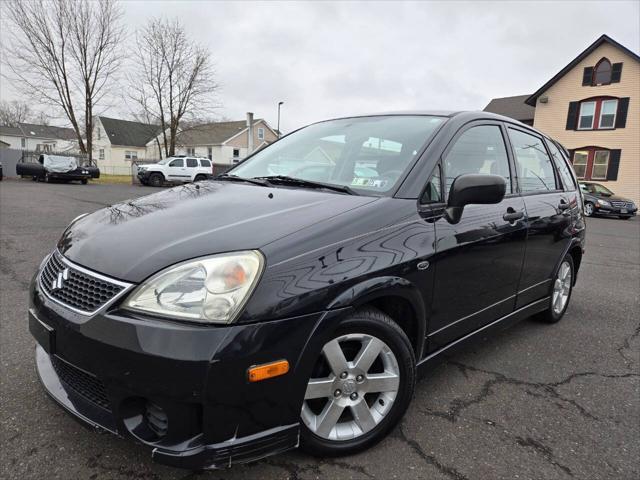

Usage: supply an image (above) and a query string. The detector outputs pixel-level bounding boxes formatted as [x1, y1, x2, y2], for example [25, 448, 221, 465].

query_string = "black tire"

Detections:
[619, 216, 632, 220]
[194, 174, 206, 182]
[536, 254, 574, 324]
[584, 202, 595, 217]
[299, 307, 416, 457]
[81, 179, 88, 185]
[148, 172, 164, 187]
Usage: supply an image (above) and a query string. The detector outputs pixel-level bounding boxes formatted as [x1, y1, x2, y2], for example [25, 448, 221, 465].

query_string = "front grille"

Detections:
[40, 252, 128, 314]
[50, 355, 111, 411]
[611, 201, 632, 209]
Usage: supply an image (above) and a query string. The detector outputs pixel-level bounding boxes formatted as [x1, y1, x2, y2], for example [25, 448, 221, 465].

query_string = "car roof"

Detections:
[316, 110, 551, 139]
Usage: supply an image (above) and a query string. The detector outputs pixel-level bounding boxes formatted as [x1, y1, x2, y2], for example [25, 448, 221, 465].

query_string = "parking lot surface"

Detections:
[1, 179, 638, 480]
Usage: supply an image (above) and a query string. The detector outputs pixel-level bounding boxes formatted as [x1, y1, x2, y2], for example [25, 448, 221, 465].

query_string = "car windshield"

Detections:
[231, 115, 446, 195]
[581, 183, 614, 195]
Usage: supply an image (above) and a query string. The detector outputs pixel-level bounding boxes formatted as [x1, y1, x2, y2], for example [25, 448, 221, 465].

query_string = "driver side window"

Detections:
[169, 159, 183, 167]
[444, 125, 511, 198]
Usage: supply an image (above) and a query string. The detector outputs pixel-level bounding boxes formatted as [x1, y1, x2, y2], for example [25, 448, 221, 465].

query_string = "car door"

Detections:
[506, 127, 574, 309]
[166, 158, 187, 181]
[428, 122, 528, 351]
[184, 157, 199, 181]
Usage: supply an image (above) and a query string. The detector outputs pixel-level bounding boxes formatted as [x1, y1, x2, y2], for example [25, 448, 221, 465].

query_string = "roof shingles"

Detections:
[98, 116, 160, 147]
[483, 95, 535, 122]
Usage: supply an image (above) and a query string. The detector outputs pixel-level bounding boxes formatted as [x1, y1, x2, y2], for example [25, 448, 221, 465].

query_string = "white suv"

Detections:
[137, 156, 213, 187]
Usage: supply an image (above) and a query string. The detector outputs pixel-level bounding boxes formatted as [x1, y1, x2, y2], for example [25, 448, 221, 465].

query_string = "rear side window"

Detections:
[508, 128, 558, 193]
[444, 125, 512, 196]
[169, 158, 183, 167]
[546, 141, 576, 191]
[200, 159, 211, 167]
[186, 158, 198, 167]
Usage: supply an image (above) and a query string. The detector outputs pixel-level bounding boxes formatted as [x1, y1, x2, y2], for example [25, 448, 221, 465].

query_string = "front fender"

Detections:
[327, 276, 427, 359]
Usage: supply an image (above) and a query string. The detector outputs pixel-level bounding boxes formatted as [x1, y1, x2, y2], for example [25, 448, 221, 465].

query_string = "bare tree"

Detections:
[3, 0, 124, 158]
[0, 101, 32, 126]
[130, 18, 218, 157]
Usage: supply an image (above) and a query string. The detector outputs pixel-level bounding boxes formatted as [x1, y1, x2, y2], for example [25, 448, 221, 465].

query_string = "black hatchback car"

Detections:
[580, 181, 637, 219]
[29, 112, 585, 469]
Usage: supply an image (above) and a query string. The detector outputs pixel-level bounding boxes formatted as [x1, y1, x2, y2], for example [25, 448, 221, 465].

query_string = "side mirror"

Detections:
[445, 174, 506, 224]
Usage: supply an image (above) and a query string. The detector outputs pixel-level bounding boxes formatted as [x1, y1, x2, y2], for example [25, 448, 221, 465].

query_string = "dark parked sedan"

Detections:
[580, 182, 637, 219]
[29, 111, 585, 469]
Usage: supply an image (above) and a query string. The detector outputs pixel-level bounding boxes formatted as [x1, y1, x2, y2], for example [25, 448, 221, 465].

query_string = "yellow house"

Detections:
[526, 34, 639, 204]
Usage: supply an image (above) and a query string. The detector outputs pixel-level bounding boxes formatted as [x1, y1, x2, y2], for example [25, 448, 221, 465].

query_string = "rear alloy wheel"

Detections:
[300, 309, 415, 456]
[537, 254, 574, 323]
[584, 202, 594, 217]
[148, 173, 163, 187]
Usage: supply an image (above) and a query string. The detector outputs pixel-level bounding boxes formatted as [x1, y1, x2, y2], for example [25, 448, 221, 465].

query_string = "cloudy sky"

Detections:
[1, 1, 639, 132]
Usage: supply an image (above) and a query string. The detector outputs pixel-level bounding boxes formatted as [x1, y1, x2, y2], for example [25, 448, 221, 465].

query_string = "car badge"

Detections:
[51, 268, 69, 290]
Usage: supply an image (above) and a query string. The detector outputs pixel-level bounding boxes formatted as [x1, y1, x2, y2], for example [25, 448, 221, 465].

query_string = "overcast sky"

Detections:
[1, 1, 639, 133]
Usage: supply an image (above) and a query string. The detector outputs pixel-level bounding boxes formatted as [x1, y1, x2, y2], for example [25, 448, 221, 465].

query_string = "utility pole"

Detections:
[277, 101, 284, 137]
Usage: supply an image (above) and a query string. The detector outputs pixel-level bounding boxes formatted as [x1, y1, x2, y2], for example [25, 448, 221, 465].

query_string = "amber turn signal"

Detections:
[248, 360, 290, 382]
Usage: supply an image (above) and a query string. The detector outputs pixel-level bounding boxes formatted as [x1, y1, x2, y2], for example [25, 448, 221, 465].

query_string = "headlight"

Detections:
[597, 199, 610, 206]
[123, 251, 264, 324]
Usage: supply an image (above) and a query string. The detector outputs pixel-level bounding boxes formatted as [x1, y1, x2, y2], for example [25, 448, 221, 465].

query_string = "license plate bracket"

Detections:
[620, 209, 628, 214]
[29, 310, 56, 354]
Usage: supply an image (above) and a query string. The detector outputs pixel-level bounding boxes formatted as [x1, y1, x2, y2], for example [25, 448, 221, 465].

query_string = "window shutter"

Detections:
[615, 98, 630, 129]
[582, 67, 594, 86]
[611, 63, 623, 83]
[567, 149, 575, 163]
[566, 102, 579, 130]
[606, 150, 621, 181]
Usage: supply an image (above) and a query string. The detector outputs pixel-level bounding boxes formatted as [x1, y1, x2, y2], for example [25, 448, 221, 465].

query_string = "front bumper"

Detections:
[137, 169, 152, 182]
[29, 274, 346, 469]
[593, 203, 637, 216]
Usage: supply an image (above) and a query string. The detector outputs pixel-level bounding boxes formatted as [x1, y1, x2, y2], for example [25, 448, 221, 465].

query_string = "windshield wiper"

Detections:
[253, 175, 358, 195]
[215, 173, 272, 187]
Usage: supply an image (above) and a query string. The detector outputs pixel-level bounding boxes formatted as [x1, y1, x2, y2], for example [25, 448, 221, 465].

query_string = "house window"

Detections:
[186, 147, 195, 155]
[592, 151, 609, 180]
[598, 99, 617, 129]
[207, 146, 212, 160]
[96, 127, 101, 140]
[572, 151, 588, 179]
[125, 150, 138, 160]
[258, 128, 265, 140]
[578, 101, 596, 130]
[593, 58, 612, 85]
[99, 149, 105, 160]
[21, 138, 26, 148]
[233, 148, 240, 159]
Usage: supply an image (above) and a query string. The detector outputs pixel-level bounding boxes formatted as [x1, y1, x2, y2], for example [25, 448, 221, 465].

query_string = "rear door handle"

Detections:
[503, 210, 524, 222]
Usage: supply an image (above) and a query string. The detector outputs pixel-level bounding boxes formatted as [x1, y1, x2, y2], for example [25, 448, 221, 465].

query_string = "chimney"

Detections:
[246, 112, 254, 155]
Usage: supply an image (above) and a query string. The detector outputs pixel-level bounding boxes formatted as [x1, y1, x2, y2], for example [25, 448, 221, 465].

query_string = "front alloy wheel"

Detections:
[302, 333, 400, 440]
[300, 308, 415, 456]
[584, 202, 594, 217]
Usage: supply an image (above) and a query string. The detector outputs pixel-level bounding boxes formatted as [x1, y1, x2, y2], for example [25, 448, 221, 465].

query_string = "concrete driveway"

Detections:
[1, 179, 638, 479]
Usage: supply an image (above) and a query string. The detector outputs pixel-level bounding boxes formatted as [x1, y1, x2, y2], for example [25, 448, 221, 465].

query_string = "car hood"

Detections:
[58, 181, 378, 282]
[591, 193, 634, 202]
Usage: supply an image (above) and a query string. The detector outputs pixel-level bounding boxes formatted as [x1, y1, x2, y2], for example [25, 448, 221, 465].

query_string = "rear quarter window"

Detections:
[546, 140, 576, 191]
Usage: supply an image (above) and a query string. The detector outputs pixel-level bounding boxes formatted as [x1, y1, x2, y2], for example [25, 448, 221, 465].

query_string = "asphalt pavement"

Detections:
[1, 179, 638, 480]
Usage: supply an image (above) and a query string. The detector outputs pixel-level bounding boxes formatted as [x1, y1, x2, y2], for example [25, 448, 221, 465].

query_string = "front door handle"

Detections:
[503, 209, 524, 222]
